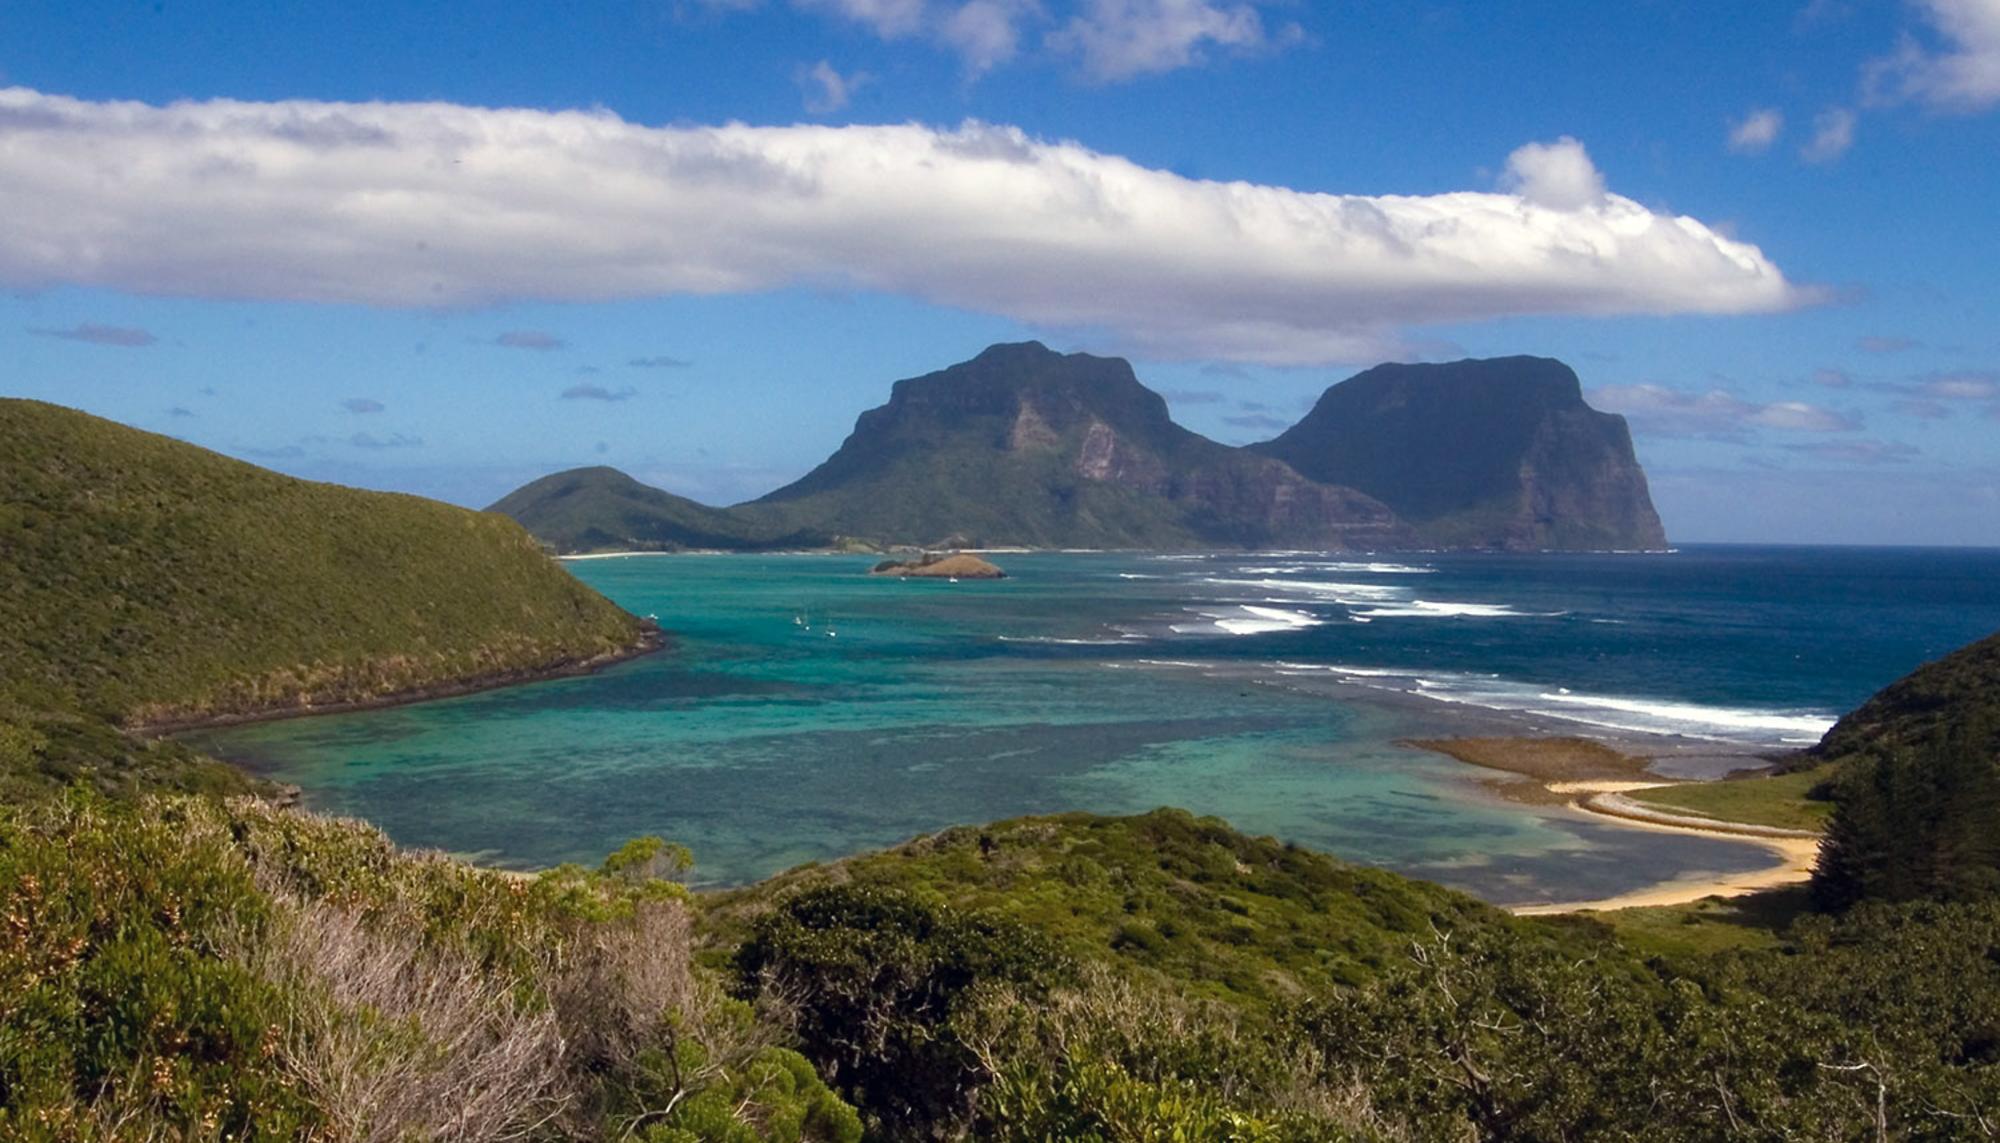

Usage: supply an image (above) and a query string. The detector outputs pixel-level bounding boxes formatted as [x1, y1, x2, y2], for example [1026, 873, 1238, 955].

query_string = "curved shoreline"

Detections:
[1507, 781, 1821, 914]
[1398, 736, 1823, 914]
[1512, 805, 1820, 915]
[128, 625, 669, 738]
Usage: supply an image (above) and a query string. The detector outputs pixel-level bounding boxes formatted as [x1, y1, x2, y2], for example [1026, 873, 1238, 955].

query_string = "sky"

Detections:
[3, 0, 1998, 545]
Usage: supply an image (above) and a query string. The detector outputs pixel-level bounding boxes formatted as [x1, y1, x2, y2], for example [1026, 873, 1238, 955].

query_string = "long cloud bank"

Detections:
[0, 88, 1804, 363]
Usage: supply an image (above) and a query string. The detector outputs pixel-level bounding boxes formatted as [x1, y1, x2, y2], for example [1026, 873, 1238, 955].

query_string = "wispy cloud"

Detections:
[1801, 107, 1856, 162]
[167, 406, 194, 417]
[796, 0, 928, 38]
[1910, 371, 1999, 400]
[798, 60, 870, 114]
[1813, 367, 1854, 388]
[562, 383, 639, 401]
[341, 397, 386, 414]
[1589, 383, 1860, 437]
[1727, 108, 1784, 153]
[1858, 335, 1921, 353]
[1783, 439, 1919, 464]
[628, 355, 693, 369]
[1051, 0, 1293, 83]
[350, 432, 423, 449]
[28, 322, 157, 347]
[494, 330, 565, 350]
[1221, 411, 1289, 431]
[0, 89, 1807, 366]
[1159, 388, 1226, 404]
[1866, 0, 2000, 111]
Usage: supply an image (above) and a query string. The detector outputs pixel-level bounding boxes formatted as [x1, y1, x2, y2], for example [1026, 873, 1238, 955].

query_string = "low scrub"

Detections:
[0, 792, 858, 1142]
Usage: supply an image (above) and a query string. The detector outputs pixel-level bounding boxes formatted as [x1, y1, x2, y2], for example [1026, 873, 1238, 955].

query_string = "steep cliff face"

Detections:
[744, 342, 1406, 549]
[1252, 357, 1667, 551]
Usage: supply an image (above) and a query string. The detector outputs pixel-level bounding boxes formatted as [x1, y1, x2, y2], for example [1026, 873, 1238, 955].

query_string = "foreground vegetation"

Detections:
[0, 792, 859, 1141]
[13, 795, 2000, 1140]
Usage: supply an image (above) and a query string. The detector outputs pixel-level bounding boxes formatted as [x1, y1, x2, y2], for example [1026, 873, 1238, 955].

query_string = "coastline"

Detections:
[129, 625, 669, 738]
[1399, 735, 1822, 913]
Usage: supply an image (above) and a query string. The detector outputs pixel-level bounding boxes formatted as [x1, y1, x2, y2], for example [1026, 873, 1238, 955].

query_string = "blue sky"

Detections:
[4, 0, 1998, 544]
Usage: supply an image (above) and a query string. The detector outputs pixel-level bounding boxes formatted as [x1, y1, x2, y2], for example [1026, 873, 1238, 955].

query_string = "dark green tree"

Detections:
[734, 884, 1068, 1139]
[1814, 712, 2000, 910]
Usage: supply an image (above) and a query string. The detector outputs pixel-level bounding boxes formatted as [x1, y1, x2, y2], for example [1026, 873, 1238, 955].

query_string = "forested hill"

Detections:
[0, 398, 654, 793]
[1812, 627, 2000, 765]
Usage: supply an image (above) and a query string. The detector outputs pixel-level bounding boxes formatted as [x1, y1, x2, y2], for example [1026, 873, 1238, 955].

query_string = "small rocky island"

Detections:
[869, 552, 1007, 579]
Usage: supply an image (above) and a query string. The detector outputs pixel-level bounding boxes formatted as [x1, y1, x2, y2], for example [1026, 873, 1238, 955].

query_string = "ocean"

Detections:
[186, 545, 2000, 906]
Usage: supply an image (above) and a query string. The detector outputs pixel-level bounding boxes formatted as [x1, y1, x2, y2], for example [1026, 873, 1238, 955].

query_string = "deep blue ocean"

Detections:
[187, 545, 2000, 906]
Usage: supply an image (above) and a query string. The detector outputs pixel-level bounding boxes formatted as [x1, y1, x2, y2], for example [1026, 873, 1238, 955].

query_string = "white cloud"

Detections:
[796, 0, 929, 38]
[1050, 0, 1274, 82]
[1916, 372, 1999, 399]
[791, 0, 1036, 74]
[1801, 106, 1856, 162]
[799, 60, 869, 113]
[727, 0, 1293, 82]
[1783, 439, 1919, 464]
[1499, 137, 1604, 210]
[940, 0, 1032, 74]
[1590, 384, 1860, 436]
[1858, 334, 1921, 352]
[0, 89, 1805, 365]
[1868, 0, 2000, 111]
[1727, 108, 1784, 153]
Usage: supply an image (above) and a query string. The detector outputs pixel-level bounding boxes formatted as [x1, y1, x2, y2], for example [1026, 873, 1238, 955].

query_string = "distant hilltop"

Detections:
[491, 343, 1666, 554]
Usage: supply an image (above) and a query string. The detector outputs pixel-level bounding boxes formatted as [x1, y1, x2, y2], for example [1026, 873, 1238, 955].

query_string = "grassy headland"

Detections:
[0, 398, 656, 796]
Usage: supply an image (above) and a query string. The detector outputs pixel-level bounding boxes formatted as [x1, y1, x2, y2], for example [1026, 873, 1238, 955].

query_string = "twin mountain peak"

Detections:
[490, 342, 1667, 553]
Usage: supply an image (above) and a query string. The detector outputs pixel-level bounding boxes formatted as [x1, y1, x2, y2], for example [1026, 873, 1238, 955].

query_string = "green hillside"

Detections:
[707, 808, 1504, 1007]
[1811, 627, 2000, 766]
[488, 466, 831, 555]
[0, 399, 653, 793]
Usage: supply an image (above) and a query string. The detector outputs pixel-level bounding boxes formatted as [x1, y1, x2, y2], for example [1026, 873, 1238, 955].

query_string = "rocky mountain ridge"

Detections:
[492, 343, 1665, 553]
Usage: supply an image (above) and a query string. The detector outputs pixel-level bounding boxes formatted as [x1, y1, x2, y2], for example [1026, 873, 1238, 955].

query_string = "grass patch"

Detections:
[1626, 768, 1833, 832]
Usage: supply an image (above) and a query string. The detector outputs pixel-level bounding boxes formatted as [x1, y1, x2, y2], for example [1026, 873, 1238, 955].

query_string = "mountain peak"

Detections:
[1251, 355, 1665, 550]
[970, 339, 1058, 362]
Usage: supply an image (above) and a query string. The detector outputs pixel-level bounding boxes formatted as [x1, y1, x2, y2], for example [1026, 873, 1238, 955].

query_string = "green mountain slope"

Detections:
[488, 465, 829, 554]
[740, 341, 1406, 549]
[1, 399, 654, 791]
[1253, 356, 1667, 550]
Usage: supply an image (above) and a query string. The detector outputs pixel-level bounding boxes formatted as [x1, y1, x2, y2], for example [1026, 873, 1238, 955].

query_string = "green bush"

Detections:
[0, 792, 859, 1141]
[735, 883, 1068, 1138]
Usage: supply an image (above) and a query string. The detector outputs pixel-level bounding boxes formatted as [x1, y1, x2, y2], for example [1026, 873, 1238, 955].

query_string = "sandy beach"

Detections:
[1405, 736, 1824, 914]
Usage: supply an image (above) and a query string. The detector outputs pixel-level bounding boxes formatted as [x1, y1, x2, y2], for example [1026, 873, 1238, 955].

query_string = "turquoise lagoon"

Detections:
[187, 546, 2000, 906]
